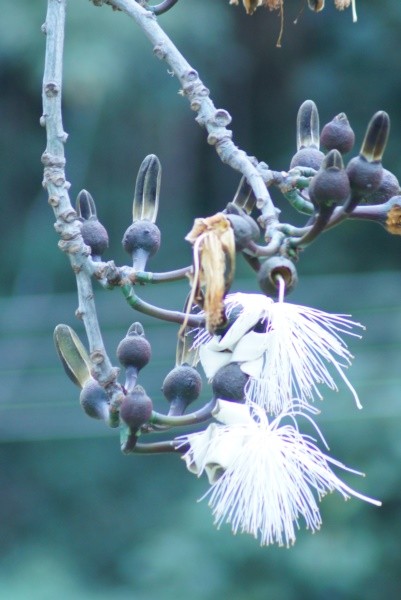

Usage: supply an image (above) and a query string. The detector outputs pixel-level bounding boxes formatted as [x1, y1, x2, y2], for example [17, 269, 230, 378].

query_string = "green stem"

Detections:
[149, 399, 216, 428]
[121, 283, 204, 327]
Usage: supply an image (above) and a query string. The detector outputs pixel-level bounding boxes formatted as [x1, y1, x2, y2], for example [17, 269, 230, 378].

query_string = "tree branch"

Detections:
[95, 0, 279, 228]
[41, 0, 123, 424]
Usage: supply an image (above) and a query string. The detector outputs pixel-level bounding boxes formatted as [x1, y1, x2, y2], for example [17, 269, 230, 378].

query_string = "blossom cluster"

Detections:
[176, 292, 380, 546]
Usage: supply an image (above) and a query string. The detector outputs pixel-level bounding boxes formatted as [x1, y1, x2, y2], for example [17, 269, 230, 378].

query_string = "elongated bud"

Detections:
[297, 100, 320, 151]
[54, 324, 91, 388]
[132, 155, 161, 223]
[76, 190, 109, 260]
[309, 149, 351, 209]
[320, 113, 355, 154]
[212, 363, 248, 403]
[290, 101, 324, 170]
[162, 365, 202, 416]
[122, 155, 162, 270]
[232, 176, 256, 214]
[117, 322, 151, 392]
[360, 111, 390, 163]
[258, 256, 298, 297]
[79, 378, 109, 420]
[344, 112, 389, 211]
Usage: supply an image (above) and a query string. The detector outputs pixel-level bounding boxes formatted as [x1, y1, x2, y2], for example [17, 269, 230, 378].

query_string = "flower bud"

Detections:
[76, 190, 109, 260]
[162, 365, 202, 415]
[79, 378, 109, 420]
[225, 203, 260, 250]
[290, 100, 324, 171]
[122, 221, 161, 271]
[212, 363, 248, 403]
[309, 149, 350, 209]
[320, 113, 355, 154]
[366, 169, 400, 205]
[117, 322, 151, 392]
[345, 113, 389, 211]
[258, 256, 298, 297]
[120, 385, 153, 429]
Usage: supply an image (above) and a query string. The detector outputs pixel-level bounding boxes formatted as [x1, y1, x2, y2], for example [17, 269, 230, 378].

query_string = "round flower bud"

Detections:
[122, 221, 161, 259]
[258, 256, 298, 297]
[346, 156, 383, 198]
[309, 149, 350, 208]
[81, 218, 109, 259]
[79, 378, 109, 420]
[226, 213, 259, 251]
[162, 365, 202, 415]
[212, 363, 248, 403]
[290, 147, 324, 171]
[367, 169, 400, 205]
[120, 386, 153, 429]
[320, 113, 355, 155]
[116, 324, 151, 371]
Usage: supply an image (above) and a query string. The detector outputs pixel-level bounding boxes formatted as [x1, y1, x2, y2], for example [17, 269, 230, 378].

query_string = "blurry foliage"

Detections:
[2, 0, 401, 598]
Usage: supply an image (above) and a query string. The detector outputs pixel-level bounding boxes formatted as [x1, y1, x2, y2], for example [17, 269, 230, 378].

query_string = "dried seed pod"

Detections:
[120, 386, 153, 430]
[162, 365, 202, 416]
[309, 149, 351, 209]
[212, 362, 248, 403]
[79, 378, 109, 420]
[258, 256, 298, 297]
[76, 190, 109, 260]
[320, 113, 355, 154]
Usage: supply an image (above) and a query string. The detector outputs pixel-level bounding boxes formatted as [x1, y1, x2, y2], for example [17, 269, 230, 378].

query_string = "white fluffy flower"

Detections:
[196, 292, 363, 414]
[177, 400, 380, 547]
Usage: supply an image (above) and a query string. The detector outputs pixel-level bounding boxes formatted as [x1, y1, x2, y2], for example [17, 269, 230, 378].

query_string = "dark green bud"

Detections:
[212, 363, 248, 403]
[368, 169, 401, 205]
[117, 322, 151, 371]
[320, 113, 355, 154]
[120, 386, 153, 429]
[79, 378, 109, 420]
[162, 365, 202, 415]
[122, 220, 161, 270]
[309, 149, 350, 208]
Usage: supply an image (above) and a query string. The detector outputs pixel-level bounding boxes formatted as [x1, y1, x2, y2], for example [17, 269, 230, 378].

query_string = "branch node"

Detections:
[153, 43, 167, 59]
[45, 82, 60, 97]
[207, 131, 233, 146]
[90, 350, 105, 365]
[213, 109, 232, 127]
[48, 195, 60, 208]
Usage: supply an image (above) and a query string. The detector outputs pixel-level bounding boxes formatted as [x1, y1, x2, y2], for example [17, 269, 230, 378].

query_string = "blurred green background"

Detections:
[2, 1, 401, 598]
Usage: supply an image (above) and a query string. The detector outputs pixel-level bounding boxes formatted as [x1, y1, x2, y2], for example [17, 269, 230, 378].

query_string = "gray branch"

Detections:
[96, 0, 279, 229]
[41, 0, 122, 420]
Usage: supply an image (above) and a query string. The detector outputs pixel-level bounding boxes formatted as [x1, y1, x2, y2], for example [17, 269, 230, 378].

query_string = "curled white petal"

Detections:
[177, 404, 380, 547]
